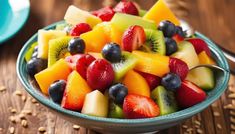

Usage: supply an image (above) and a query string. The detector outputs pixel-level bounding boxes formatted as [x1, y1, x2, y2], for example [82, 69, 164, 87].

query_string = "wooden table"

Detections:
[0, 0, 235, 133]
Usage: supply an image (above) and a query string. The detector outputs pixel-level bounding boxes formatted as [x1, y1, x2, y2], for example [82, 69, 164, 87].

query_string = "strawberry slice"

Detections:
[92, 6, 115, 21]
[123, 94, 160, 119]
[169, 58, 189, 80]
[187, 38, 211, 56]
[137, 71, 161, 90]
[176, 80, 206, 108]
[122, 25, 146, 52]
[114, 1, 139, 16]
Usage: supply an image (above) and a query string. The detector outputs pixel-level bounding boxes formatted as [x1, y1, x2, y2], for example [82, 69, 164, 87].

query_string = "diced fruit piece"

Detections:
[108, 101, 124, 119]
[64, 5, 102, 28]
[37, 30, 66, 59]
[111, 13, 156, 32]
[102, 43, 122, 63]
[158, 20, 176, 38]
[88, 52, 103, 59]
[61, 71, 92, 111]
[27, 58, 47, 77]
[169, 57, 189, 80]
[69, 23, 92, 36]
[132, 51, 170, 77]
[35, 59, 71, 95]
[123, 94, 160, 119]
[161, 73, 181, 91]
[165, 37, 178, 55]
[176, 80, 206, 108]
[186, 67, 215, 90]
[171, 41, 199, 69]
[122, 25, 146, 52]
[92, 6, 115, 21]
[138, 71, 161, 90]
[123, 70, 150, 97]
[65, 54, 83, 69]
[81, 90, 108, 117]
[198, 51, 216, 65]
[68, 37, 86, 55]
[172, 34, 184, 43]
[143, 0, 180, 26]
[151, 86, 178, 115]
[187, 38, 211, 56]
[112, 51, 137, 82]
[87, 59, 114, 91]
[114, 1, 139, 16]
[25, 42, 38, 62]
[48, 36, 71, 67]
[108, 83, 128, 104]
[48, 80, 66, 104]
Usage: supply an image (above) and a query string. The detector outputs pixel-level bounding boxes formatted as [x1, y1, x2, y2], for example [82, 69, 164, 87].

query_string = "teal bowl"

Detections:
[17, 21, 230, 134]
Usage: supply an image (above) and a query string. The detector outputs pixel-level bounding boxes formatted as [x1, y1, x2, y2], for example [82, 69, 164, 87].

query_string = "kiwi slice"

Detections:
[151, 86, 178, 115]
[48, 36, 72, 67]
[140, 29, 166, 55]
[25, 42, 38, 62]
[108, 101, 124, 119]
[112, 51, 137, 82]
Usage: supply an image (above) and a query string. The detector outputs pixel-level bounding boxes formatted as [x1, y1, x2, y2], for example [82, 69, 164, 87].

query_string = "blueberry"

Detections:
[49, 80, 66, 104]
[175, 26, 185, 38]
[165, 37, 178, 55]
[68, 38, 85, 55]
[109, 83, 128, 104]
[158, 20, 176, 37]
[26, 58, 47, 77]
[102, 43, 122, 63]
[161, 73, 181, 91]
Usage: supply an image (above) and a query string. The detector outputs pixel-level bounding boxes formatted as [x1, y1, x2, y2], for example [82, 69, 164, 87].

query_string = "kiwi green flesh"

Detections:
[108, 101, 124, 119]
[48, 36, 71, 67]
[151, 86, 178, 115]
[25, 42, 38, 62]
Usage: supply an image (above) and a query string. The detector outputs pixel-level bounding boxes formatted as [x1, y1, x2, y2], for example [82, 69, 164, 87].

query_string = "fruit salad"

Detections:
[25, 0, 216, 119]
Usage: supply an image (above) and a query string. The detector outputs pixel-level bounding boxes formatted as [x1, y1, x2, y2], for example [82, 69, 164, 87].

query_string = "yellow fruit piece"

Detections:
[35, 59, 71, 95]
[132, 51, 170, 77]
[198, 51, 216, 65]
[143, 0, 180, 26]
[88, 52, 103, 59]
[123, 70, 150, 97]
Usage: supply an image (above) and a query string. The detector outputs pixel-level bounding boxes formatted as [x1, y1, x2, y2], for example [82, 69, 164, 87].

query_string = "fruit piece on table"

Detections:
[143, 0, 180, 26]
[64, 5, 102, 28]
[171, 41, 199, 69]
[161, 73, 181, 91]
[198, 51, 216, 65]
[92, 6, 115, 21]
[27, 58, 47, 78]
[35, 59, 71, 95]
[176, 80, 206, 108]
[37, 30, 66, 59]
[123, 70, 150, 97]
[25, 42, 38, 62]
[69, 23, 92, 37]
[132, 51, 170, 77]
[108, 101, 124, 119]
[68, 37, 86, 55]
[61, 71, 92, 111]
[158, 20, 176, 38]
[102, 43, 122, 63]
[169, 57, 189, 80]
[186, 67, 215, 90]
[111, 13, 156, 32]
[151, 86, 178, 115]
[65, 54, 83, 69]
[137, 71, 161, 90]
[165, 37, 178, 55]
[123, 94, 160, 119]
[114, 1, 139, 16]
[81, 90, 108, 117]
[187, 38, 211, 56]
[108, 83, 128, 104]
[48, 80, 66, 104]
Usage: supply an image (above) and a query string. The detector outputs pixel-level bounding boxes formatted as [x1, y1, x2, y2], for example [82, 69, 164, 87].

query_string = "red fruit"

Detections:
[122, 25, 146, 52]
[76, 54, 96, 80]
[87, 59, 114, 91]
[114, 1, 139, 16]
[187, 38, 211, 56]
[137, 71, 161, 90]
[65, 54, 83, 69]
[169, 57, 189, 80]
[123, 94, 160, 119]
[70, 23, 92, 36]
[92, 6, 115, 21]
[176, 80, 206, 108]
[172, 34, 184, 43]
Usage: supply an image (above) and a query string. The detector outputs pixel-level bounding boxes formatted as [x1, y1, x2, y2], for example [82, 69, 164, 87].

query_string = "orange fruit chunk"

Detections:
[198, 51, 216, 65]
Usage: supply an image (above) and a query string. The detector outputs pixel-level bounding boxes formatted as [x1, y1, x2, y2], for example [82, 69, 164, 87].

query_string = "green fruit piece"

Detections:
[139, 9, 147, 17]
[55, 23, 68, 30]
[139, 29, 166, 55]
[186, 67, 215, 90]
[48, 36, 72, 67]
[111, 13, 156, 32]
[108, 101, 124, 119]
[24, 42, 38, 62]
[151, 86, 178, 115]
[112, 51, 137, 82]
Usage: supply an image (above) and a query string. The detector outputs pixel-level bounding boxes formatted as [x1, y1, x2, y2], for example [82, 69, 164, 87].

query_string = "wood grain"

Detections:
[0, 0, 235, 133]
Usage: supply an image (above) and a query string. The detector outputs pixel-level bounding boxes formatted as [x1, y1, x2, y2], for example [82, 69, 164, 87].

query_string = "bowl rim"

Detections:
[16, 21, 230, 125]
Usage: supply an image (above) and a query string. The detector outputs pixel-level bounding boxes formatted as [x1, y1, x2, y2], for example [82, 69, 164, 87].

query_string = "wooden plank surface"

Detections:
[0, 0, 235, 133]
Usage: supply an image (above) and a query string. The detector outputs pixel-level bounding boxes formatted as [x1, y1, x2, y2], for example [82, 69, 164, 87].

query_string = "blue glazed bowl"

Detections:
[17, 21, 230, 134]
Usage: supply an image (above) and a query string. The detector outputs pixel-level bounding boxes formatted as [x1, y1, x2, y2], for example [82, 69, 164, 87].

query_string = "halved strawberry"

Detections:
[122, 25, 146, 52]
[114, 1, 139, 16]
[187, 38, 211, 56]
[123, 94, 160, 119]
[92, 6, 115, 22]
[169, 57, 189, 80]
[176, 80, 206, 108]
[137, 71, 161, 90]
[65, 54, 83, 69]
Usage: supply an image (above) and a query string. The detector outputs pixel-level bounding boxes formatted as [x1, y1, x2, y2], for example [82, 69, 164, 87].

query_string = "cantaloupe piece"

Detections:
[198, 51, 216, 65]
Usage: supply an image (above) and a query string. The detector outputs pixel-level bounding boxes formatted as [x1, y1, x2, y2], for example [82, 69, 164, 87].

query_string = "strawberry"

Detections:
[92, 6, 115, 21]
[172, 34, 184, 43]
[122, 25, 146, 52]
[187, 38, 211, 56]
[137, 71, 161, 90]
[70, 23, 92, 36]
[169, 58, 189, 80]
[114, 1, 139, 16]
[123, 94, 160, 119]
[65, 54, 83, 69]
[87, 59, 114, 92]
[176, 80, 206, 108]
